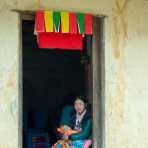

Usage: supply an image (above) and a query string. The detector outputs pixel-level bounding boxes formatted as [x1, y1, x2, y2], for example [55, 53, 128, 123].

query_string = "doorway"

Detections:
[19, 12, 105, 148]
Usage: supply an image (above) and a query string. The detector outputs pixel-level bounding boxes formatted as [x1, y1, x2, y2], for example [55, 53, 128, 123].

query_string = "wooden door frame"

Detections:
[91, 17, 105, 148]
[18, 12, 106, 148]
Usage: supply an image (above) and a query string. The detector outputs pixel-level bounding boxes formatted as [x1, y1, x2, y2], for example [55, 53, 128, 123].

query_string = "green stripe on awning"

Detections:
[77, 13, 84, 34]
[53, 11, 60, 32]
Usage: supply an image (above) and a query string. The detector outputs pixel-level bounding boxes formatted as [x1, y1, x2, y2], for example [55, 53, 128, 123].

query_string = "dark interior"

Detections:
[22, 20, 92, 147]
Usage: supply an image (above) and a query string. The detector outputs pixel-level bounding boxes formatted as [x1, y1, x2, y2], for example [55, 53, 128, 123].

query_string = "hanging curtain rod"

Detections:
[11, 9, 107, 18]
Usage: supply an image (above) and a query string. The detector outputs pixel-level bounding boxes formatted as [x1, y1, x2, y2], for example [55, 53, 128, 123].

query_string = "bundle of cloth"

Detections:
[52, 138, 92, 148]
[51, 125, 92, 148]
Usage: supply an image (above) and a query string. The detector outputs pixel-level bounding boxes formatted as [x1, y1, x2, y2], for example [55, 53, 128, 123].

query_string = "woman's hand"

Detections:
[64, 129, 78, 136]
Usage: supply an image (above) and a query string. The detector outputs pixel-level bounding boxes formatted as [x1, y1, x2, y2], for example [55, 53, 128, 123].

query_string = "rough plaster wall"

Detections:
[0, 0, 148, 148]
[0, 8, 20, 148]
[106, 1, 148, 148]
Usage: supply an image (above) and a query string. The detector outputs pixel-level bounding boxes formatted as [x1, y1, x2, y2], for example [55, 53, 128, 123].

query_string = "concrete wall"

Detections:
[0, 0, 148, 148]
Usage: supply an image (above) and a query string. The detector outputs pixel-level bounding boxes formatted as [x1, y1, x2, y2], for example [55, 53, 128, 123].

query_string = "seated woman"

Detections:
[54, 96, 92, 148]
[69, 96, 92, 141]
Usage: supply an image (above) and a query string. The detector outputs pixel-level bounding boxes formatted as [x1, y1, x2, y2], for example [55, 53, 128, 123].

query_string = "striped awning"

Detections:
[34, 10, 92, 49]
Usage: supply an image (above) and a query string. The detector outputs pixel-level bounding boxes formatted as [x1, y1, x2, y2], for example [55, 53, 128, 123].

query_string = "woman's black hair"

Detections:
[74, 95, 92, 115]
[74, 95, 88, 104]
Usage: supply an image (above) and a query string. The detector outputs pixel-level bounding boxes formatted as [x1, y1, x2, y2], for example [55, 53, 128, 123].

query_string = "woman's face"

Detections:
[74, 98, 86, 114]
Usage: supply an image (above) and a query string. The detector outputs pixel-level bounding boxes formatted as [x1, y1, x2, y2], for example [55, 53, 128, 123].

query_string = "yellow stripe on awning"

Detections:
[44, 10, 53, 32]
[61, 11, 69, 33]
